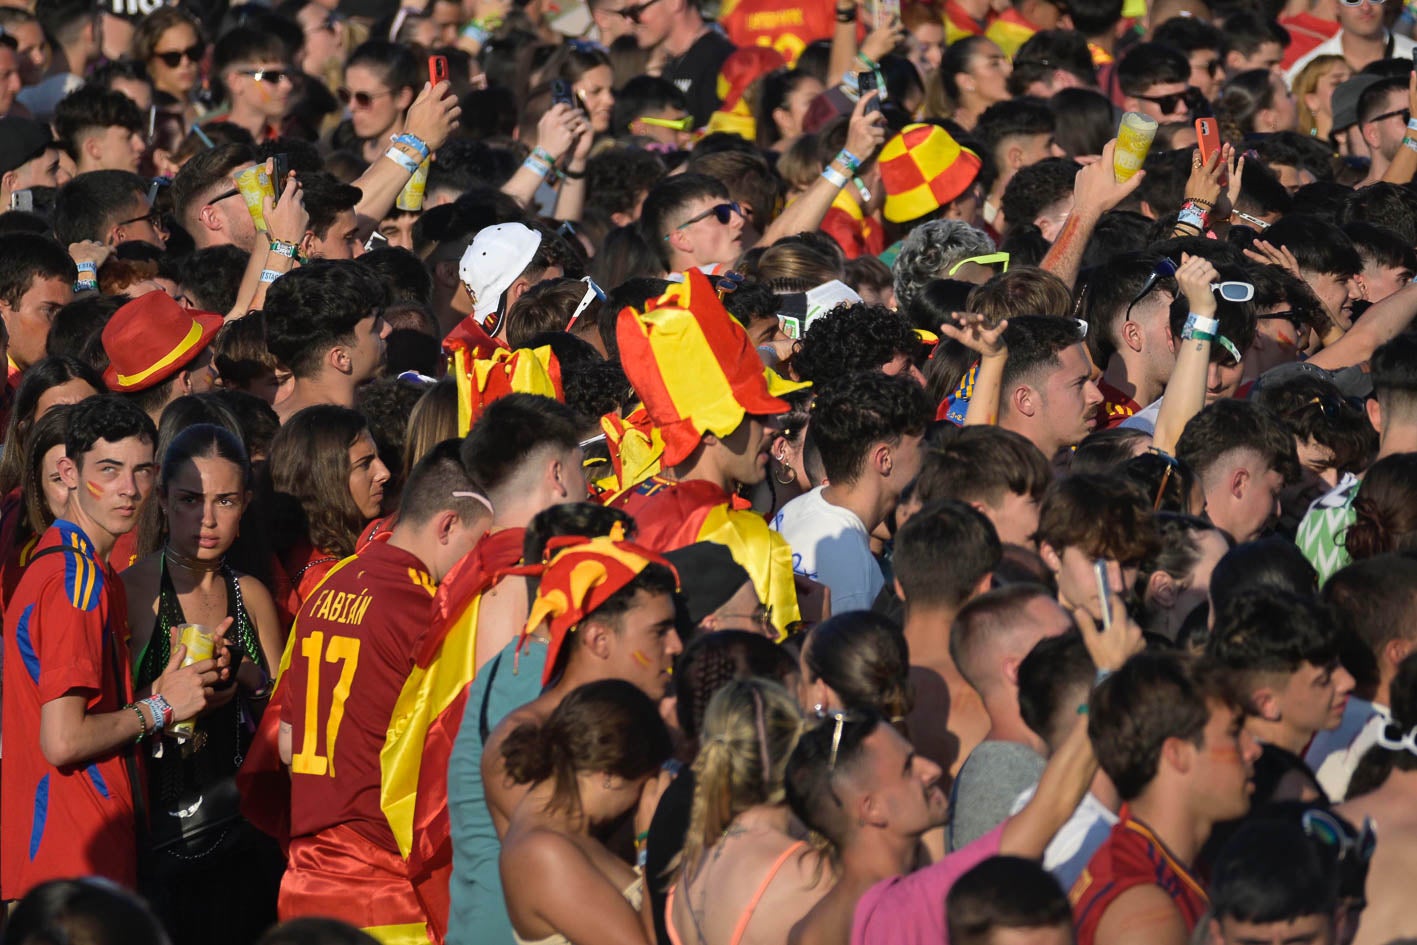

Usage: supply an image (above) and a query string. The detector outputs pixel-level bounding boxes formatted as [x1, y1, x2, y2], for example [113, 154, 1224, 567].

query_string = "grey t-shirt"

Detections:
[948, 740, 1046, 851]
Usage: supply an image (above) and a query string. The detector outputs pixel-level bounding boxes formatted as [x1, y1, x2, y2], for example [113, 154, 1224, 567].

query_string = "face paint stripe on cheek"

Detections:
[632, 649, 652, 667]
[85, 480, 103, 497]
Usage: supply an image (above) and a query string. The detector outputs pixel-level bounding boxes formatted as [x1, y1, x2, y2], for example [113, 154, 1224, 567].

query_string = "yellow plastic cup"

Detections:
[233, 163, 275, 232]
[171, 623, 215, 742]
[1114, 112, 1159, 183]
[395, 157, 431, 212]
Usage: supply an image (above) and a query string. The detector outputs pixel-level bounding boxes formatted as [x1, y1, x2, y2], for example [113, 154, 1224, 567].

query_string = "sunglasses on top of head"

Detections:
[152, 42, 205, 68]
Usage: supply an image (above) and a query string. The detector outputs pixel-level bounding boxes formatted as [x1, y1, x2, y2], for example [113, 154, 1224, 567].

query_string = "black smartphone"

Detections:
[272, 153, 290, 201]
[858, 71, 880, 114]
[552, 78, 575, 109]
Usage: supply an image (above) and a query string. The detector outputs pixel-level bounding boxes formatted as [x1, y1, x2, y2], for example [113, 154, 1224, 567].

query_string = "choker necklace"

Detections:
[165, 545, 224, 574]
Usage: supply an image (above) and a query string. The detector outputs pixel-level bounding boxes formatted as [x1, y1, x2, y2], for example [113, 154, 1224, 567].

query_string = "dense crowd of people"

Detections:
[1, 0, 1417, 941]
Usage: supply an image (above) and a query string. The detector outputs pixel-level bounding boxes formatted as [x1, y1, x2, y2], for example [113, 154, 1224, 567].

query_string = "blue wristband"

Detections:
[392, 132, 430, 161]
[259, 269, 283, 284]
[385, 146, 421, 174]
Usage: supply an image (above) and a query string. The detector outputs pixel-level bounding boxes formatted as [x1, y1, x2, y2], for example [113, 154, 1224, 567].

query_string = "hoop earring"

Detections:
[775, 462, 795, 486]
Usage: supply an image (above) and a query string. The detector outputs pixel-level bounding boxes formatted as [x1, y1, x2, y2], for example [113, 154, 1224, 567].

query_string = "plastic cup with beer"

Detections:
[395, 157, 431, 212]
[170, 623, 215, 742]
[1114, 112, 1159, 183]
[233, 163, 275, 232]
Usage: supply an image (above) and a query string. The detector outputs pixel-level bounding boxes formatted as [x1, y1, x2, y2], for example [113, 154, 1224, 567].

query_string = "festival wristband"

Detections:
[1407, 117, 1417, 133]
[853, 176, 872, 203]
[269, 238, 297, 258]
[392, 132, 430, 161]
[532, 146, 557, 167]
[461, 22, 490, 43]
[836, 5, 856, 21]
[1404, 135, 1417, 154]
[260, 269, 284, 284]
[1177, 203, 1207, 231]
[142, 694, 173, 732]
[74, 278, 98, 292]
[822, 165, 849, 189]
[1215, 334, 1242, 364]
[385, 146, 422, 174]
[522, 153, 553, 178]
[1183, 312, 1219, 337]
[76, 261, 97, 275]
[837, 148, 862, 173]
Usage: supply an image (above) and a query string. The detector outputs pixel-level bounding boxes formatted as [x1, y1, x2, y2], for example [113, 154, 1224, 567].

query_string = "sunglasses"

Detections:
[568, 276, 605, 328]
[664, 201, 740, 239]
[615, 0, 662, 23]
[1212, 281, 1254, 302]
[153, 42, 205, 68]
[1301, 809, 1376, 865]
[1148, 448, 1182, 511]
[947, 251, 1010, 277]
[338, 87, 393, 107]
[1338, 0, 1385, 6]
[638, 114, 693, 131]
[239, 68, 294, 85]
[117, 208, 165, 230]
[1125, 258, 1178, 321]
[1135, 89, 1194, 114]
[1231, 209, 1270, 230]
[1365, 106, 1410, 126]
[815, 707, 855, 771]
[208, 187, 241, 206]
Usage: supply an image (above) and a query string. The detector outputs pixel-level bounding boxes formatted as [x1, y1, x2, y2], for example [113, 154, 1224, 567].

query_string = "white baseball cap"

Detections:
[458, 222, 543, 329]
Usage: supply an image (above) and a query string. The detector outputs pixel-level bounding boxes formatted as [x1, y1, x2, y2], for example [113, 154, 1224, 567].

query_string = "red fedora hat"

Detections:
[101, 291, 224, 392]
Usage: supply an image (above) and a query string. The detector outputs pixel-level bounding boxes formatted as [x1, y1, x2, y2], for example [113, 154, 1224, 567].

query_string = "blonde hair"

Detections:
[681, 679, 804, 878]
[402, 379, 459, 482]
[1292, 55, 1348, 138]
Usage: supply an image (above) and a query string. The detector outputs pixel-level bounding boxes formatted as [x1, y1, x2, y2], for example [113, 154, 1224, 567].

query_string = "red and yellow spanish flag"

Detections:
[614, 270, 810, 635]
[376, 528, 526, 943]
[447, 342, 564, 436]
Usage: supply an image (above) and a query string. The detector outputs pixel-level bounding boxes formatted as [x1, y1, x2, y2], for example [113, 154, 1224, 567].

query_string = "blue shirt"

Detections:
[446, 638, 547, 945]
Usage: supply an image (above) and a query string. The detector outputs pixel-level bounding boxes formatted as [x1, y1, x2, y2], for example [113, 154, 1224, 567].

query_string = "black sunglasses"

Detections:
[117, 208, 165, 230]
[1135, 89, 1194, 115]
[239, 68, 294, 84]
[152, 42, 205, 68]
[664, 201, 741, 238]
[1365, 107, 1411, 126]
[616, 0, 662, 23]
[338, 87, 394, 108]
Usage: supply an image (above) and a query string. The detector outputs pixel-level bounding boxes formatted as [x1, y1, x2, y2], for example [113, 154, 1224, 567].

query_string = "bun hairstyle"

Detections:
[1344, 454, 1417, 561]
[803, 611, 914, 719]
[681, 679, 804, 876]
[1348, 652, 1417, 799]
[500, 679, 672, 816]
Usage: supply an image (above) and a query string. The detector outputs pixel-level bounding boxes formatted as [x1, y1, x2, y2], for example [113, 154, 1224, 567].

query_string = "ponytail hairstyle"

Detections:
[937, 36, 991, 113]
[681, 679, 804, 877]
[803, 611, 914, 719]
[1344, 453, 1417, 561]
[1215, 69, 1277, 145]
[500, 679, 672, 818]
[1348, 652, 1417, 799]
[20, 405, 74, 539]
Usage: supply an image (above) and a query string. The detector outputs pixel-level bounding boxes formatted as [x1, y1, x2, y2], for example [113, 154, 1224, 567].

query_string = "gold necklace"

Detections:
[164, 545, 224, 574]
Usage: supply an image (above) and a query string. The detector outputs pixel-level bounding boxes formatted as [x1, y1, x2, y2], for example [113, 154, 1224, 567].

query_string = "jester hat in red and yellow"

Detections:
[447, 342, 564, 435]
[617, 269, 810, 467]
[516, 528, 679, 685]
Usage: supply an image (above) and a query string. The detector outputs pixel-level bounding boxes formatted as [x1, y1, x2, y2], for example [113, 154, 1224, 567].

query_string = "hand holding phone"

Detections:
[429, 54, 449, 88]
[858, 71, 880, 115]
[272, 153, 290, 202]
[1093, 558, 1114, 633]
[552, 78, 575, 109]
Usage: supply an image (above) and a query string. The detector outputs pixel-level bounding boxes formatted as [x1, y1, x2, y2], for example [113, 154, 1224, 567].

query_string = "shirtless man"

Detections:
[1337, 653, 1417, 945]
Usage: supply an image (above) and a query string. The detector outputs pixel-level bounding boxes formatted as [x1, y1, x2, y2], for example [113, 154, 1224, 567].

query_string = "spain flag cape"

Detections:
[236, 554, 364, 850]
[449, 343, 563, 437]
[377, 527, 526, 943]
[614, 478, 801, 635]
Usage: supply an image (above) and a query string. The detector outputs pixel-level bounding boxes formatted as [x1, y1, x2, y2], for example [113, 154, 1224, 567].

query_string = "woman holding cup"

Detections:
[121, 423, 284, 945]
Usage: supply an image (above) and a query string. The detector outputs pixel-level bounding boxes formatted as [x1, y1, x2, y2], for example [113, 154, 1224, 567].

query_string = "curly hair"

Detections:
[891, 220, 995, 313]
[808, 371, 932, 485]
[1346, 453, 1417, 561]
[1253, 376, 1377, 480]
[791, 303, 921, 384]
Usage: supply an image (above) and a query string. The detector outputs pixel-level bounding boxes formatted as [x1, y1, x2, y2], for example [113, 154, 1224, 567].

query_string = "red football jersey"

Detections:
[1072, 813, 1210, 945]
[282, 540, 437, 851]
[1, 521, 137, 900]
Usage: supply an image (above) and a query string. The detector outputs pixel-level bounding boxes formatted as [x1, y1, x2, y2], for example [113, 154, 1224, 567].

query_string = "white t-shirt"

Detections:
[772, 486, 882, 613]
[1010, 786, 1120, 892]
[1305, 697, 1388, 802]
